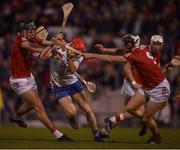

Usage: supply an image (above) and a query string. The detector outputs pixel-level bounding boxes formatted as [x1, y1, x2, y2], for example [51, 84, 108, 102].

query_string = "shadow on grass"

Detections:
[0, 138, 56, 142]
[0, 137, 143, 144]
[72, 139, 143, 144]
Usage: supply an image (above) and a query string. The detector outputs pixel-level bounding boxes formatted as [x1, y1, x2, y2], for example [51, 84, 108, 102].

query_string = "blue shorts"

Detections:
[51, 80, 84, 100]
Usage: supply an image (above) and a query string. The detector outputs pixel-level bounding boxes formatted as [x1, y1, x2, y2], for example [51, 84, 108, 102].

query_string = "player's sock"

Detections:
[139, 122, 147, 136]
[92, 129, 99, 138]
[51, 128, 73, 142]
[109, 113, 124, 124]
[51, 128, 63, 139]
[153, 131, 161, 138]
[147, 132, 161, 144]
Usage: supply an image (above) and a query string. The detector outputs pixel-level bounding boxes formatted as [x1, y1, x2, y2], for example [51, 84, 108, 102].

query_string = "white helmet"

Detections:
[122, 34, 140, 49]
[134, 35, 140, 47]
[151, 35, 163, 45]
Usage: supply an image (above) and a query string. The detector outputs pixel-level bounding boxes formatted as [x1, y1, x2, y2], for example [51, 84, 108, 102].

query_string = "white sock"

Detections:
[53, 130, 63, 139]
[110, 116, 116, 123]
[110, 113, 124, 123]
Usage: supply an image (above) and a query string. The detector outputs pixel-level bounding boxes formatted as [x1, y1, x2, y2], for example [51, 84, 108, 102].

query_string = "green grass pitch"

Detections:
[0, 127, 180, 149]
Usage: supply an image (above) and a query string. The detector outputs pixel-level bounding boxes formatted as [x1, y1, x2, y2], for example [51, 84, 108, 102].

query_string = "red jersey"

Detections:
[11, 34, 43, 78]
[151, 50, 161, 64]
[130, 45, 161, 84]
[124, 45, 165, 90]
[130, 66, 142, 84]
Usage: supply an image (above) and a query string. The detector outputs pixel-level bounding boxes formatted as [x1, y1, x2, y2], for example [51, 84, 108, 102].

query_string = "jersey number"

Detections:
[146, 52, 157, 64]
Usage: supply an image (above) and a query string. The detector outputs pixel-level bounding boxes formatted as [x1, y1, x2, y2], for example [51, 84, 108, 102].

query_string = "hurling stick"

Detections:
[51, 37, 82, 55]
[62, 61, 96, 94]
[36, 2, 74, 39]
[74, 72, 96, 94]
[35, 26, 48, 40]
[59, 3, 96, 93]
[60, 3, 74, 33]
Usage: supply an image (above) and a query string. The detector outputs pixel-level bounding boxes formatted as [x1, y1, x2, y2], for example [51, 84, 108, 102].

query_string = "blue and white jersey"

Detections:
[50, 47, 83, 87]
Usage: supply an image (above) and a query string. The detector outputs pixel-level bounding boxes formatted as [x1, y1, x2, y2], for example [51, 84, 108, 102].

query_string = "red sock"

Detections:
[110, 114, 124, 123]
[115, 114, 121, 122]
[50, 127, 56, 133]
[153, 131, 160, 138]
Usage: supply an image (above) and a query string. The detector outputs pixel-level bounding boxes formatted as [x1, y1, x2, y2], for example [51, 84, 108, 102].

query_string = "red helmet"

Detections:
[71, 37, 86, 53]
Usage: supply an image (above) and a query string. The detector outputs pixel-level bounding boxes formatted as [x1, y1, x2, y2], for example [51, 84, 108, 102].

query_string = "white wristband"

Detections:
[131, 81, 136, 86]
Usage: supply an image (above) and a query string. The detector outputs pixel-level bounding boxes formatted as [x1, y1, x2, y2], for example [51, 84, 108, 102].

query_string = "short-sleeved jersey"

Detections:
[50, 47, 83, 87]
[151, 50, 161, 64]
[11, 34, 33, 78]
[124, 45, 165, 90]
[130, 66, 142, 84]
[11, 34, 43, 78]
[130, 45, 161, 85]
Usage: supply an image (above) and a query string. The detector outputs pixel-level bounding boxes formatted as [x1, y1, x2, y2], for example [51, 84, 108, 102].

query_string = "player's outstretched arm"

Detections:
[83, 53, 127, 63]
[21, 41, 51, 52]
[41, 40, 54, 46]
[95, 44, 119, 54]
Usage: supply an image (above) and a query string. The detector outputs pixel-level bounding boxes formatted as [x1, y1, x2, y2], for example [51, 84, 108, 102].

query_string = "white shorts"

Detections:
[121, 79, 144, 98]
[144, 79, 170, 103]
[10, 74, 37, 95]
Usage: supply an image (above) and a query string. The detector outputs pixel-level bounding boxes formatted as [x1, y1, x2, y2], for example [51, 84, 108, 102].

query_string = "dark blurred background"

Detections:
[0, 0, 180, 128]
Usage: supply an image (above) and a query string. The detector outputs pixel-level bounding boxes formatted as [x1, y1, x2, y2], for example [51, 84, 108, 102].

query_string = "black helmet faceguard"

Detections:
[122, 34, 136, 50]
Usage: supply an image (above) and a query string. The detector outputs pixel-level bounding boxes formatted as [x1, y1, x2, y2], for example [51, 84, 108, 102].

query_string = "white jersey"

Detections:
[50, 47, 83, 87]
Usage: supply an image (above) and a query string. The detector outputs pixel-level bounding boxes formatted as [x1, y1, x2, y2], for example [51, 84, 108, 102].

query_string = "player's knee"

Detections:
[142, 115, 150, 123]
[126, 105, 136, 114]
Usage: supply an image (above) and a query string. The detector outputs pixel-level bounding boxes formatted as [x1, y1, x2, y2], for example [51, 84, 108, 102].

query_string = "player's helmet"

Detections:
[26, 22, 36, 30]
[151, 35, 163, 45]
[71, 37, 86, 53]
[122, 34, 139, 50]
[134, 35, 140, 47]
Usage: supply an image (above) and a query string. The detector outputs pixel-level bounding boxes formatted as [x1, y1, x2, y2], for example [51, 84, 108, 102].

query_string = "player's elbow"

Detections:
[125, 105, 137, 114]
